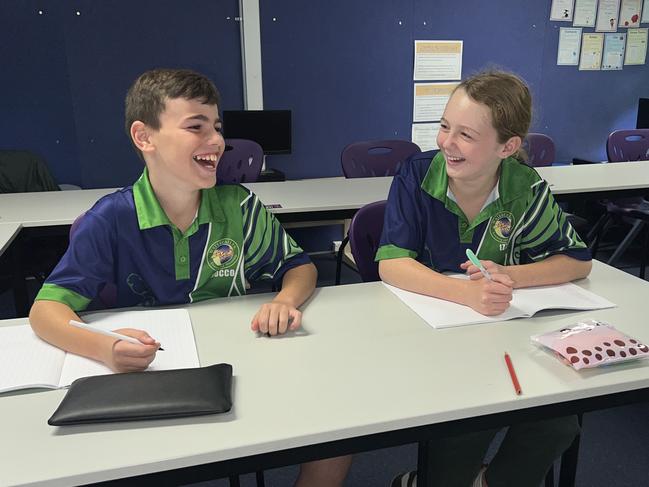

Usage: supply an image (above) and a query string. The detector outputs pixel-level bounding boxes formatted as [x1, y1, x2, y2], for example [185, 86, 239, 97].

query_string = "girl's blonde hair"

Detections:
[456, 70, 532, 160]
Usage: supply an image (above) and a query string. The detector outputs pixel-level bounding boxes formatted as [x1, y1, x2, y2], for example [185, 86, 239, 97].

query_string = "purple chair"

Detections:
[341, 139, 421, 178]
[522, 133, 555, 167]
[216, 139, 263, 184]
[348, 201, 387, 282]
[69, 214, 117, 309]
[590, 129, 649, 277]
[336, 140, 420, 284]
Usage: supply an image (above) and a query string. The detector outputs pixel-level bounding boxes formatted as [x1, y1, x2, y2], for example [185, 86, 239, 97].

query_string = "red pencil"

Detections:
[504, 352, 522, 395]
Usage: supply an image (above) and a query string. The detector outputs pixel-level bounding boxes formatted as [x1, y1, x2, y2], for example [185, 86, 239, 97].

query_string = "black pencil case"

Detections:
[48, 363, 233, 426]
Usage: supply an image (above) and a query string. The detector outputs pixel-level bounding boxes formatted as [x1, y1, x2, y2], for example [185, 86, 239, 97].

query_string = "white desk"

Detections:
[1, 161, 649, 228]
[0, 223, 21, 256]
[536, 160, 649, 200]
[0, 189, 117, 227]
[244, 177, 392, 221]
[2, 260, 649, 486]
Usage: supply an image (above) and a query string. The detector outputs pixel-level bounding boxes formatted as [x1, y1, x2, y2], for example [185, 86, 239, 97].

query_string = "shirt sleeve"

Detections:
[516, 180, 591, 263]
[375, 161, 425, 261]
[241, 191, 311, 283]
[35, 209, 116, 311]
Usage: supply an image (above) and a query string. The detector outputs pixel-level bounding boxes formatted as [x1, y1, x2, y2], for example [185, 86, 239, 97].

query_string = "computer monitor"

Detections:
[222, 110, 292, 155]
[637, 98, 649, 129]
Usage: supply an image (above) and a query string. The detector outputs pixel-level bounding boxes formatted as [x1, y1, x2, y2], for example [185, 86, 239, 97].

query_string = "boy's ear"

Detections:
[499, 136, 522, 159]
[130, 121, 155, 153]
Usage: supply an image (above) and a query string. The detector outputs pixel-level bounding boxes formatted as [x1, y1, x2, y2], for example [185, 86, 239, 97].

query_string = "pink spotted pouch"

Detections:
[531, 320, 649, 370]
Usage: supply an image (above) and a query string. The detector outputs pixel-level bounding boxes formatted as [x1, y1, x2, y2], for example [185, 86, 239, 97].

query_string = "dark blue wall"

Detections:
[261, 0, 649, 176]
[2, 0, 648, 186]
[1, 0, 242, 188]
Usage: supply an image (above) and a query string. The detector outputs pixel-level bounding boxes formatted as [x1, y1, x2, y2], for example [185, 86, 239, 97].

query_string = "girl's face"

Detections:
[437, 88, 519, 185]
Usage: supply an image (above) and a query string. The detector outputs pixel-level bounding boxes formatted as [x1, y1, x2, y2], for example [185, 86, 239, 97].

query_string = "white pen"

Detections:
[69, 320, 164, 351]
[465, 248, 492, 281]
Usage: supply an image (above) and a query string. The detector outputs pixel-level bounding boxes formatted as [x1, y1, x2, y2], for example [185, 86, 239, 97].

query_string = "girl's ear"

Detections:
[499, 136, 522, 159]
[130, 121, 155, 153]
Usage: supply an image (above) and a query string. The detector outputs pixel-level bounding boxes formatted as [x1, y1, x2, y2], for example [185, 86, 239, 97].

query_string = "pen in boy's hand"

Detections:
[465, 248, 492, 281]
[69, 320, 164, 351]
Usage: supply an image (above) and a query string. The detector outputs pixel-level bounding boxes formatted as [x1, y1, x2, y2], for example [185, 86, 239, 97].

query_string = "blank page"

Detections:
[0, 325, 65, 392]
[58, 308, 200, 387]
[385, 280, 615, 329]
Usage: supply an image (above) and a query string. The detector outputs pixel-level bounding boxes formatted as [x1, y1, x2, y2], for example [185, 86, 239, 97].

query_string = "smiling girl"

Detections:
[379, 70, 590, 487]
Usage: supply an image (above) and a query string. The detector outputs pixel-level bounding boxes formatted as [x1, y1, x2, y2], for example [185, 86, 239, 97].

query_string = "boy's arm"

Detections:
[379, 257, 514, 316]
[250, 262, 317, 335]
[463, 254, 592, 288]
[29, 300, 159, 372]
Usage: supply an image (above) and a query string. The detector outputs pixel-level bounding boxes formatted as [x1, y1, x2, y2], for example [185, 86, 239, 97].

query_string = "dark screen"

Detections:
[637, 98, 649, 129]
[222, 110, 292, 154]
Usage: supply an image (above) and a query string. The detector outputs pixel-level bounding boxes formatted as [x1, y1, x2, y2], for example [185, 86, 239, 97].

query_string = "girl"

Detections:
[378, 70, 591, 487]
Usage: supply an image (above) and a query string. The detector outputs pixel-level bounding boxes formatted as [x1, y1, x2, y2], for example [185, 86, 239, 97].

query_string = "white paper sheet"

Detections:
[580, 33, 605, 69]
[618, 0, 642, 27]
[574, 0, 598, 26]
[385, 280, 615, 329]
[411, 123, 440, 151]
[596, 0, 621, 31]
[0, 326, 65, 392]
[414, 40, 462, 81]
[558, 27, 583, 65]
[59, 309, 199, 386]
[413, 82, 458, 122]
[551, 0, 576, 20]
[625, 27, 648, 63]
[602, 33, 627, 69]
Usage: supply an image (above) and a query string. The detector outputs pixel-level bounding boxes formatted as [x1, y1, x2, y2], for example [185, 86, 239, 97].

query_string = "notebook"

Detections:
[384, 279, 616, 329]
[0, 308, 199, 393]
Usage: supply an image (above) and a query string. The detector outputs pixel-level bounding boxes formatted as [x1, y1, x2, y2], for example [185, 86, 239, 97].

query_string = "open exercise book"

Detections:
[0, 309, 199, 393]
[385, 279, 616, 329]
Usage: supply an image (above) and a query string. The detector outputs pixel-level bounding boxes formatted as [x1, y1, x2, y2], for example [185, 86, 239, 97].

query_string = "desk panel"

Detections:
[2, 261, 649, 486]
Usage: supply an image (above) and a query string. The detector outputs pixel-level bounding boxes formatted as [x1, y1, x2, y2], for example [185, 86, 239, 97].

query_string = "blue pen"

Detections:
[465, 248, 492, 281]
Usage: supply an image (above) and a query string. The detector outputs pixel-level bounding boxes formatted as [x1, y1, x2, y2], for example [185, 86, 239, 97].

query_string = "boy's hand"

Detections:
[464, 273, 514, 316]
[251, 301, 302, 336]
[104, 328, 159, 373]
[461, 259, 508, 280]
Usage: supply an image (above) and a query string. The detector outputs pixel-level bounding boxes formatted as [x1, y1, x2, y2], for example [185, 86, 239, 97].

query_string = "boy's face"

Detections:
[144, 97, 224, 191]
[437, 89, 517, 185]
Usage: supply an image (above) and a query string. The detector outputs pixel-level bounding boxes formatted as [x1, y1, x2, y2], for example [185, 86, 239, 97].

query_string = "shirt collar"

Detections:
[132, 168, 225, 230]
[421, 152, 533, 206]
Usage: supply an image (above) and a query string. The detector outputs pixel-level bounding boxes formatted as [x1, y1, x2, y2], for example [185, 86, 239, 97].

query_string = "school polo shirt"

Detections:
[376, 150, 590, 273]
[36, 169, 310, 311]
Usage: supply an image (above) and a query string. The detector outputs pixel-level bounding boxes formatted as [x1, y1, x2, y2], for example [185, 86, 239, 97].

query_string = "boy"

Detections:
[30, 69, 350, 487]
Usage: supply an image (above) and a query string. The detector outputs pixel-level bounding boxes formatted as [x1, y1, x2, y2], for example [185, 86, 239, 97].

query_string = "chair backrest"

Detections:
[0, 150, 60, 193]
[348, 200, 387, 282]
[217, 139, 263, 184]
[607, 129, 649, 162]
[522, 133, 555, 167]
[341, 140, 421, 178]
[70, 213, 117, 309]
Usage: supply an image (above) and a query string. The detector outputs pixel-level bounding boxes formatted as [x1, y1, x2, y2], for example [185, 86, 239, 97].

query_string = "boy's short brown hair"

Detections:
[125, 68, 221, 155]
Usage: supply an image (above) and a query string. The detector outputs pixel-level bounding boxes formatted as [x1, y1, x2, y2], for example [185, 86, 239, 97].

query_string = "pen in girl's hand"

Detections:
[465, 248, 492, 281]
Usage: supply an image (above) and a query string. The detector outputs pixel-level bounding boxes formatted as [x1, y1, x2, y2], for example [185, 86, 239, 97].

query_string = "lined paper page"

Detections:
[58, 308, 199, 387]
[0, 325, 65, 392]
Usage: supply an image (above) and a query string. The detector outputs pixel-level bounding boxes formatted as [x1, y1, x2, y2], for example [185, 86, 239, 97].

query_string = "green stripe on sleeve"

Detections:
[375, 244, 418, 261]
[35, 283, 92, 312]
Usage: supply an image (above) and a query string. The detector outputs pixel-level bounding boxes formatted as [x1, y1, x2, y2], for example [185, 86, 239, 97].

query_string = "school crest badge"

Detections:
[490, 211, 515, 243]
